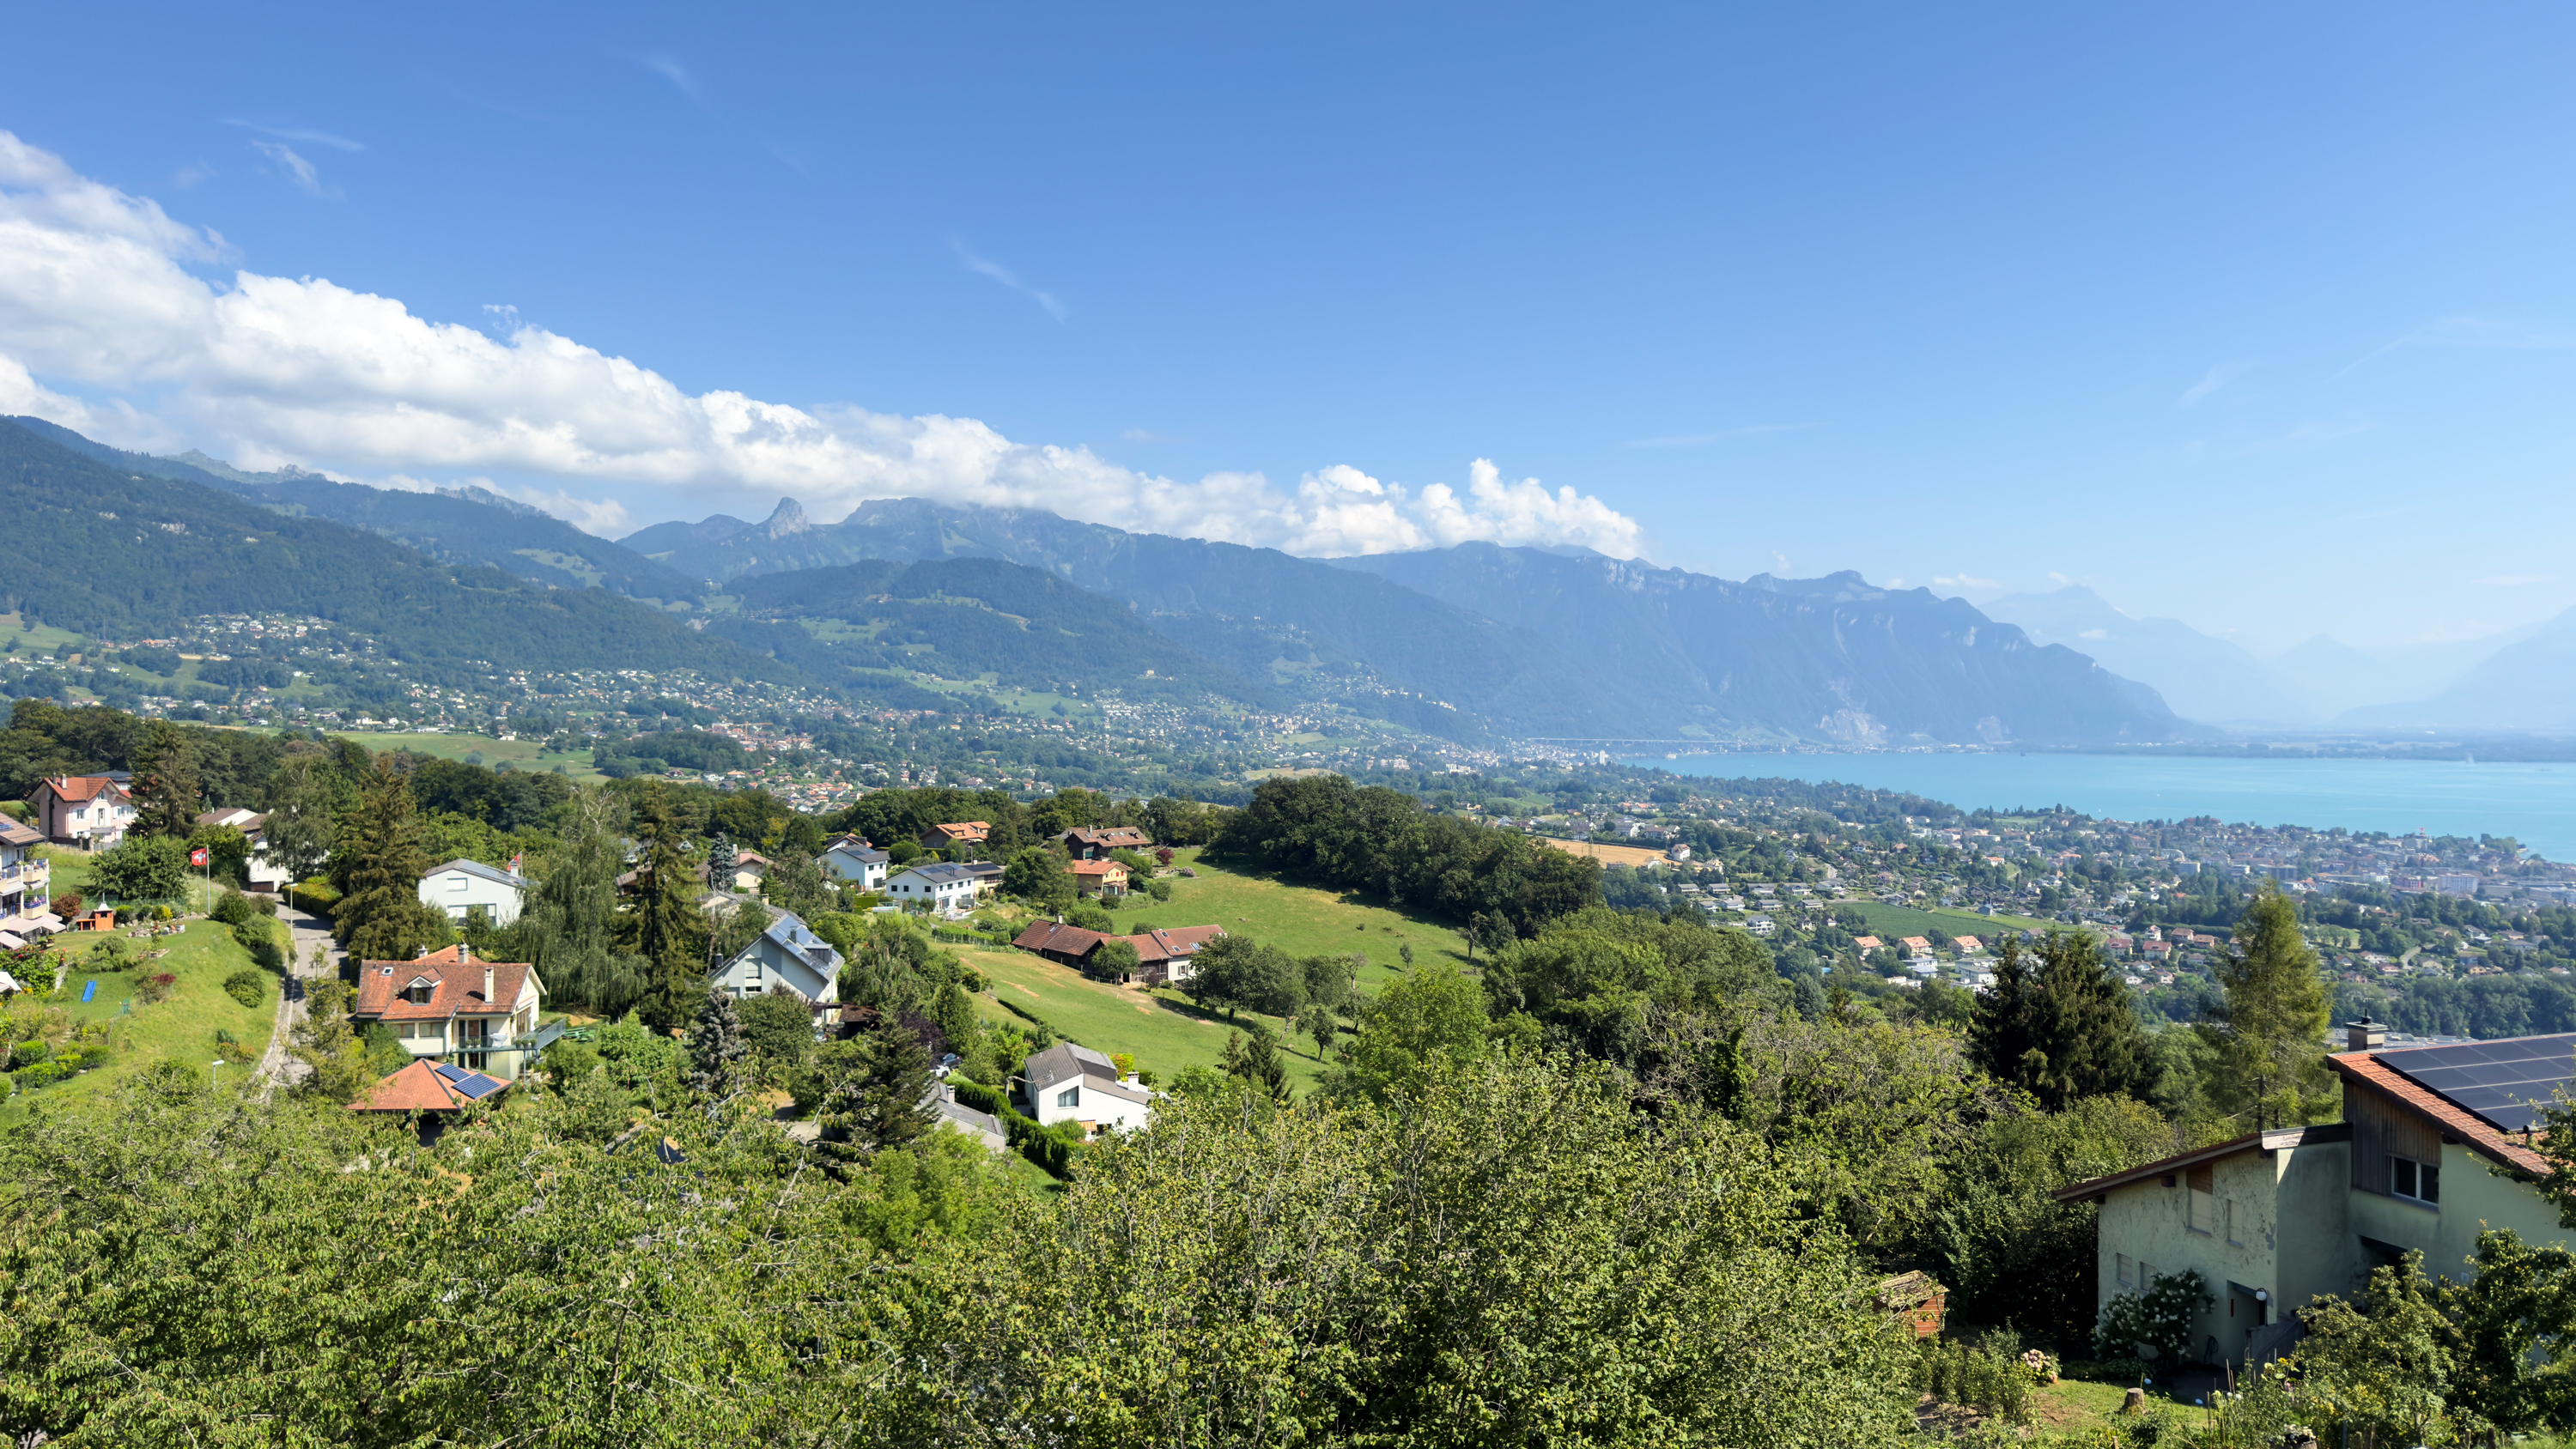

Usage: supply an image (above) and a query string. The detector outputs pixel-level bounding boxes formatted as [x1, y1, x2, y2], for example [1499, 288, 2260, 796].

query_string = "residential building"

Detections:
[349, 944, 550, 1078]
[2057, 1021, 2574, 1370]
[417, 858, 530, 928]
[920, 821, 990, 852]
[821, 834, 890, 890]
[0, 817, 50, 931]
[1060, 827, 1151, 859]
[1745, 914, 1776, 937]
[710, 910, 844, 1005]
[1012, 919, 1107, 967]
[1011, 919, 1224, 985]
[885, 862, 985, 913]
[1068, 858, 1130, 899]
[194, 807, 293, 891]
[349, 1058, 513, 1114]
[30, 775, 134, 849]
[925, 1081, 1007, 1153]
[1022, 1040, 1152, 1134]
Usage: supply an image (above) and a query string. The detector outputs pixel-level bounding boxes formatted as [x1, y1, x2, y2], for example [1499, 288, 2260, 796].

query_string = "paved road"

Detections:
[252, 903, 339, 1099]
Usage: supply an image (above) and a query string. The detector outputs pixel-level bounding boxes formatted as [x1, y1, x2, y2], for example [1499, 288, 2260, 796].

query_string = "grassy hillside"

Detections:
[1844, 900, 2057, 942]
[0, 913, 283, 1131]
[338, 731, 605, 780]
[958, 849, 1479, 1089]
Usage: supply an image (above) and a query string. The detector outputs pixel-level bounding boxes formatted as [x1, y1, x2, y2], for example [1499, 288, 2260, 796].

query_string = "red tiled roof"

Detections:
[1129, 925, 1223, 965]
[1063, 828, 1151, 846]
[38, 775, 124, 804]
[927, 821, 990, 842]
[1853, 936, 1883, 949]
[2330, 1050, 2550, 1175]
[351, 947, 535, 1023]
[349, 1058, 513, 1113]
[1067, 858, 1127, 876]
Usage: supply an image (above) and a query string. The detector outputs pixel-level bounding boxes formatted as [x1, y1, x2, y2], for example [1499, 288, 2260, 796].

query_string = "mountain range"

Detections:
[1, 416, 2196, 745]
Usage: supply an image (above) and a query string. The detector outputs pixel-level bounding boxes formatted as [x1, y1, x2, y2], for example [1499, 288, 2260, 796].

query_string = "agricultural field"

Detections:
[951, 848, 1482, 1089]
[0, 912, 287, 1131]
[1844, 900, 2057, 943]
[1538, 836, 1673, 868]
[339, 731, 604, 779]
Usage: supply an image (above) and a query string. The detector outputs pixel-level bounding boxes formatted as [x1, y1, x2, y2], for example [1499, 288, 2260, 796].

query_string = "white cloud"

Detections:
[249, 141, 335, 198]
[635, 54, 710, 111]
[1932, 573, 2001, 592]
[953, 241, 1066, 323]
[0, 131, 1645, 558]
[223, 119, 365, 153]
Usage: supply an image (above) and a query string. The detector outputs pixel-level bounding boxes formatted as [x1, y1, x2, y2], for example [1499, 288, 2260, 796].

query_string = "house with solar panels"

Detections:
[2057, 1019, 2573, 1369]
[710, 910, 844, 1009]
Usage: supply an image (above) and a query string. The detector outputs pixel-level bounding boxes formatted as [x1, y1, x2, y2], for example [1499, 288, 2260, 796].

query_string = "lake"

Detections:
[1624, 752, 2576, 861]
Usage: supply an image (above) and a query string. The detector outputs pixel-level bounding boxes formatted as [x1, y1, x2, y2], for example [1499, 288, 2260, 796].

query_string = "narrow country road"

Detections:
[252, 903, 338, 1099]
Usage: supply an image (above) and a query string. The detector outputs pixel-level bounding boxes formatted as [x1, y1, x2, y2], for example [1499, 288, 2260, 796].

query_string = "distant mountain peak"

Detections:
[762, 497, 810, 538]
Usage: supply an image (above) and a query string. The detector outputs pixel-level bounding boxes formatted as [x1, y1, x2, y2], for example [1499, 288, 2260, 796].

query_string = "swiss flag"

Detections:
[189, 847, 209, 867]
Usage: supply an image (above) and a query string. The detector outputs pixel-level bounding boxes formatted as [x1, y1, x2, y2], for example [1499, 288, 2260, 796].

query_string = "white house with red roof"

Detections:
[29, 774, 133, 849]
[349, 944, 549, 1077]
[2056, 1019, 2572, 1370]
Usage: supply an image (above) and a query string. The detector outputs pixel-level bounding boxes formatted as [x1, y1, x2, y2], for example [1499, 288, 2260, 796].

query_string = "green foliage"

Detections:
[735, 991, 817, 1085]
[2447, 1228, 2576, 1436]
[526, 786, 650, 1019]
[892, 1052, 1913, 1444]
[1063, 899, 1113, 932]
[2298, 1251, 2454, 1447]
[624, 786, 709, 1029]
[1911, 1331, 2037, 1426]
[1185, 932, 1309, 1018]
[820, 1019, 937, 1161]
[1210, 773, 1603, 935]
[221, 967, 265, 1009]
[331, 755, 451, 963]
[210, 889, 254, 928]
[1969, 932, 2151, 1109]
[88, 834, 190, 902]
[1482, 906, 1775, 1072]
[1219, 1026, 1291, 1102]
[2196, 886, 2336, 1131]
[2094, 1268, 2211, 1365]
[1084, 936, 1140, 981]
[683, 987, 749, 1101]
[1321, 965, 1491, 1104]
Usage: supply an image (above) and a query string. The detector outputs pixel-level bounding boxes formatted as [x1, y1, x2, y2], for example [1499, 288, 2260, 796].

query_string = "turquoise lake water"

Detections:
[1624, 753, 2576, 861]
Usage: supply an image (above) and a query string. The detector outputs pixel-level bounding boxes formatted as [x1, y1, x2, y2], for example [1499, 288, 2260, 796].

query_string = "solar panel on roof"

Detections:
[453, 1073, 503, 1100]
[433, 1063, 470, 1084]
[2383, 1033, 2576, 1132]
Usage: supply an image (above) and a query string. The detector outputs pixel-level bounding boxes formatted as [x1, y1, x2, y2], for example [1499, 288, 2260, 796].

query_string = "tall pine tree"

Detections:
[628, 786, 709, 1030]
[1968, 933, 2150, 1110]
[126, 719, 200, 840]
[2198, 887, 2336, 1131]
[822, 1019, 935, 1161]
[685, 986, 749, 1104]
[331, 755, 448, 963]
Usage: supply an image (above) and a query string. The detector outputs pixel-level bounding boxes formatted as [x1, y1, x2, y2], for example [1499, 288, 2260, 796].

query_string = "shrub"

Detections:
[9, 1039, 50, 1067]
[1911, 1335, 2035, 1426]
[2095, 1269, 2211, 1365]
[950, 1077, 1008, 1117]
[1145, 877, 1172, 902]
[49, 891, 82, 918]
[211, 891, 255, 928]
[139, 972, 178, 1004]
[222, 967, 265, 1009]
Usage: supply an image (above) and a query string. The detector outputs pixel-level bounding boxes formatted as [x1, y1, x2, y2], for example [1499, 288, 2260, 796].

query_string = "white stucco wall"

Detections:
[417, 869, 525, 927]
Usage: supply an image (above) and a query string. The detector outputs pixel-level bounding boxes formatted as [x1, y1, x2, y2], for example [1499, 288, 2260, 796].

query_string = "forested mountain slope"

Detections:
[0, 420, 782, 686]
[718, 556, 1285, 711]
[6, 417, 701, 603]
[1337, 543, 2185, 746]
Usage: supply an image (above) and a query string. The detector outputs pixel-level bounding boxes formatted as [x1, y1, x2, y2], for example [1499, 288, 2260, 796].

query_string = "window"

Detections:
[2140, 1262, 2155, 1290]
[2117, 1253, 2133, 1289]
[2225, 1199, 2242, 1246]
[2391, 1155, 2440, 1204]
[2187, 1163, 2215, 1234]
[1056, 1086, 1079, 1110]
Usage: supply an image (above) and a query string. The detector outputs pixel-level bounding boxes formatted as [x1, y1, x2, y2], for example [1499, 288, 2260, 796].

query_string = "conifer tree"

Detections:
[823, 1019, 936, 1159]
[2198, 887, 2336, 1130]
[628, 786, 709, 1029]
[331, 755, 448, 963]
[1222, 1027, 1291, 1103]
[1968, 932, 2150, 1109]
[126, 719, 200, 840]
[685, 986, 748, 1103]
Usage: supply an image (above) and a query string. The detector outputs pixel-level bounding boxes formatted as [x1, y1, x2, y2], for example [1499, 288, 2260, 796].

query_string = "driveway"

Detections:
[252, 902, 339, 1097]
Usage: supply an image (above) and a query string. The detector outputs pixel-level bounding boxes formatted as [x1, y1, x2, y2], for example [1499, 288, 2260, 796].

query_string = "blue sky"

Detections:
[3, 3, 2573, 652]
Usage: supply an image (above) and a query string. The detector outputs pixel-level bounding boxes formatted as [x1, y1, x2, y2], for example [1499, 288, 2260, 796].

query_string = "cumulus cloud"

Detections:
[0, 131, 1644, 558]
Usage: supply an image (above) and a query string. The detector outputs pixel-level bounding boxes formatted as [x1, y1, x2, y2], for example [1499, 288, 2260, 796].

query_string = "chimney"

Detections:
[484, 965, 495, 1001]
[2345, 1018, 2386, 1054]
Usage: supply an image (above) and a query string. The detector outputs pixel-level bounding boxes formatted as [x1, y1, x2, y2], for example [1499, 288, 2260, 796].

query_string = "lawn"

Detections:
[0, 912, 287, 1131]
[951, 848, 1484, 1089]
[339, 731, 604, 779]
[1844, 900, 2057, 942]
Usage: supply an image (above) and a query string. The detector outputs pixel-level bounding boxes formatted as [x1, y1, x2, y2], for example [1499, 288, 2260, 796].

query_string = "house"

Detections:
[1668, 842, 1693, 862]
[925, 1081, 1007, 1153]
[0, 817, 51, 931]
[195, 807, 295, 892]
[417, 858, 530, 928]
[349, 1058, 513, 1113]
[1952, 935, 1985, 955]
[1067, 858, 1129, 899]
[1022, 1041, 1152, 1135]
[821, 834, 890, 890]
[885, 862, 984, 914]
[920, 821, 990, 852]
[349, 944, 550, 1078]
[1744, 914, 1776, 937]
[1899, 936, 1932, 955]
[1853, 936, 1884, 951]
[2056, 1020, 2575, 1370]
[711, 910, 845, 1006]
[30, 775, 133, 849]
[720, 851, 773, 893]
[1060, 827, 1151, 860]
[1012, 919, 1108, 966]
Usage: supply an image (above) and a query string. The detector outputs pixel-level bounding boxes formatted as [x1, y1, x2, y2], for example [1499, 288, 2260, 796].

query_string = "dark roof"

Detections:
[349, 1058, 513, 1112]
[1014, 920, 1107, 955]
[1023, 1041, 1123, 1094]
[2054, 1123, 2354, 1203]
[896, 862, 979, 884]
[421, 858, 526, 890]
[2331, 1049, 2550, 1174]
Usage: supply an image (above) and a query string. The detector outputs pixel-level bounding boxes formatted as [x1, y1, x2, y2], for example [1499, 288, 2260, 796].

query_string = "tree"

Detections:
[125, 719, 199, 840]
[1322, 966, 1491, 1104]
[1085, 937, 1140, 982]
[1186, 933, 1307, 1019]
[1220, 1028, 1291, 1102]
[1967, 933, 2151, 1110]
[2197, 887, 2336, 1130]
[1001, 846, 1071, 906]
[762, 849, 832, 918]
[88, 835, 190, 903]
[1295, 1002, 1337, 1058]
[706, 832, 738, 885]
[625, 786, 709, 1030]
[685, 986, 749, 1102]
[331, 756, 449, 963]
[738, 990, 819, 1084]
[2298, 1251, 2455, 1447]
[823, 1019, 937, 1158]
[929, 979, 979, 1058]
[527, 787, 650, 1019]
[2447, 1229, 2576, 1438]
[290, 978, 380, 1105]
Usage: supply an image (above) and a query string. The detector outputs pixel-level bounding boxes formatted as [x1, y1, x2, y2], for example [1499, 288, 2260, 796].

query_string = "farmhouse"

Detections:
[2057, 1020, 2574, 1369]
